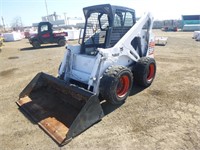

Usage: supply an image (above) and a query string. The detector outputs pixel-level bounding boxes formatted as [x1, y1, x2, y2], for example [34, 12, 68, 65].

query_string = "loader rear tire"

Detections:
[58, 39, 66, 46]
[100, 66, 133, 105]
[134, 57, 156, 87]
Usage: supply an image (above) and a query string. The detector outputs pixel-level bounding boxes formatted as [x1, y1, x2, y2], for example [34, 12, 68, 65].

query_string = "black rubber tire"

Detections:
[134, 57, 156, 87]
[32, 41, 40, 49]
[58, 39, 66, 46]
[100, 66, 133, 105]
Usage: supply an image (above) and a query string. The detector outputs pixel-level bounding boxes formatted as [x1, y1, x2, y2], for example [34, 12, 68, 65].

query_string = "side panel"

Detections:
[71, 69, 90, 83]
[58, 45, 81, 77]
[116, 55, 134, 67]
[72, 54, 96, 74]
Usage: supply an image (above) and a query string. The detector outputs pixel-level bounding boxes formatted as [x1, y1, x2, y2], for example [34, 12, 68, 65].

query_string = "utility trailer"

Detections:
[155, 36, 168, 46]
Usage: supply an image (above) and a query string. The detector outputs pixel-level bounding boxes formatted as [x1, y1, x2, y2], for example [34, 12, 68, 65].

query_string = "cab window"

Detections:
[41, 25, 48, 32]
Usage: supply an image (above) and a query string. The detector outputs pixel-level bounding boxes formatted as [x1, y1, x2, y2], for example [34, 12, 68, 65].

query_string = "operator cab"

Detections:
[37, 22, 53, 43]
[81, 4, 136, 55]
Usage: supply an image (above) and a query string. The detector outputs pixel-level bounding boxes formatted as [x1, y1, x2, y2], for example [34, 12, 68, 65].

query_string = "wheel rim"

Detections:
[147, 64, 155, 82]
[116, 75, 130, 98]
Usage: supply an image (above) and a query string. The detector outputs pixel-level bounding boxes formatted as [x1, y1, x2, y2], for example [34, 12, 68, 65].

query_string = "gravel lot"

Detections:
[0, 30, 200, 150]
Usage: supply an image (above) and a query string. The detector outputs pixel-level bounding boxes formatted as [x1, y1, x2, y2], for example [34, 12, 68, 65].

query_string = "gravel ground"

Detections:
[0, 30, 200, 150]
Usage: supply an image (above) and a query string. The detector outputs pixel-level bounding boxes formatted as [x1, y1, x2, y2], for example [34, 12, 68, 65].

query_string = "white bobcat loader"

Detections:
[17, 4, 156, 145]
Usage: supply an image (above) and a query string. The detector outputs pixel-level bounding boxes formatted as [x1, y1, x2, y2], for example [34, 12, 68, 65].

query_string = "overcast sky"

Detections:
[0, 0, 200, 26]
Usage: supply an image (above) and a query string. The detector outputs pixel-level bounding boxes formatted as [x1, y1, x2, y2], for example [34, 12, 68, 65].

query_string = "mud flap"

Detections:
[16, 72, 104, 146]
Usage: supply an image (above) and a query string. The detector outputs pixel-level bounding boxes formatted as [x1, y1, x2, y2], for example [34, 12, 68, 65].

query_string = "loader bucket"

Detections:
[16, 72, 104, 146]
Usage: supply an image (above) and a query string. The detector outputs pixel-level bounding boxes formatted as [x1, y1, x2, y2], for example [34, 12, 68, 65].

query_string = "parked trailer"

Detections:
[183, 24, 200, 31]
[155, 36, 168, 46]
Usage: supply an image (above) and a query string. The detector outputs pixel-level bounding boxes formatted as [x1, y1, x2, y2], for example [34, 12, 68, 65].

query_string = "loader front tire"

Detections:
[100, 66, 133, 105]
[134, 57, 156, 87]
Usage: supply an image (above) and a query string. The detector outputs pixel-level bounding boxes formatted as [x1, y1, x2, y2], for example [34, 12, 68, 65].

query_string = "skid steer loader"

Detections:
[17, 4, 156, 145]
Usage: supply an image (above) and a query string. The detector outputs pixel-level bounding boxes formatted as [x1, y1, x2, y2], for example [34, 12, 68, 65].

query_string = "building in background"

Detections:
[182, 15, 200, 31]
[32, 12, 84, 28]
[153, 20, 182, 31]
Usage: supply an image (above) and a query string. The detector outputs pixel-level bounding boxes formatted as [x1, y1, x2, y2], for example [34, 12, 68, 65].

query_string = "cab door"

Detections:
[38, 23, 52, 44]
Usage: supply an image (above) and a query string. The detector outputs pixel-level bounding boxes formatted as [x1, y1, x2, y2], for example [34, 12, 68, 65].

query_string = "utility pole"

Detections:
[45, 0, 49, 21]
[64, 12, 67, 25]
[1, 17, 5, 32]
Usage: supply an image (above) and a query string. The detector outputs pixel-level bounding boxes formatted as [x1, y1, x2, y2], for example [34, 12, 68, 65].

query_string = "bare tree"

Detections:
[11, 16, 23, 31]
